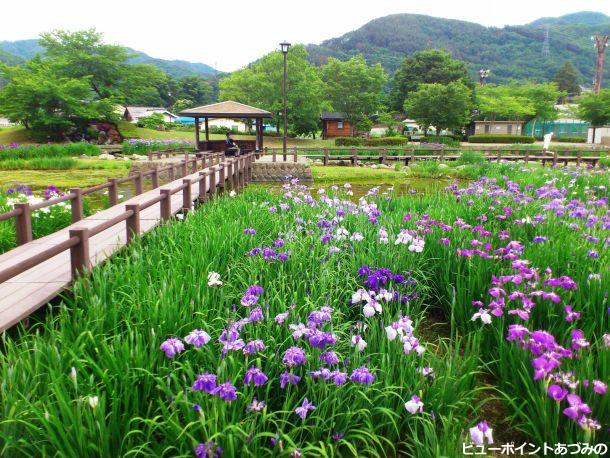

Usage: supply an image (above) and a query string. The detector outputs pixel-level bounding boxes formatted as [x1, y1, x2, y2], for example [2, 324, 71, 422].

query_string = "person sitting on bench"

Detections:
[225, 133, 240, 156]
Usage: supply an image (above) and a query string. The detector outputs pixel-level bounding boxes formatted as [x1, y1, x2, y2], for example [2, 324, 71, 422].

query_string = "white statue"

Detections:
[543, 132, 553, 151]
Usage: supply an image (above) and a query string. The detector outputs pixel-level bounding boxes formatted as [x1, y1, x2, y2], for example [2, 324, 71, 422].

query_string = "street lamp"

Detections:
[280, 41, 291, 160]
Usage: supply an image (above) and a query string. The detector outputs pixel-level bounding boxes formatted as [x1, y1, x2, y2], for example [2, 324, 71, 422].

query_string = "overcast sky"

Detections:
[3, 0, 609, 71]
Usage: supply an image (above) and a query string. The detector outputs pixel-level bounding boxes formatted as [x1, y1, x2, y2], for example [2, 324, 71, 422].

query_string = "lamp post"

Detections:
[592, 35, 609, 94]
[280, 41, 291, 160]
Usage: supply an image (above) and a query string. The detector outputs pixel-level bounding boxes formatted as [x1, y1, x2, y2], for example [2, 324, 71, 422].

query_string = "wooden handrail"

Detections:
[0, 153, 253, 298]
[0, 152, 226, 247]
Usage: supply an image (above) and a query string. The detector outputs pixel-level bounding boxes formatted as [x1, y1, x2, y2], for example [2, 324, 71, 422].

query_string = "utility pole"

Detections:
[279, 42, 291, 161]
[592, 35, 609, 94]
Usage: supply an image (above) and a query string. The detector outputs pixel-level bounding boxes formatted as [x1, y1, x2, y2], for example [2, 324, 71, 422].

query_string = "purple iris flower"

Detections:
[248, 306, 264, 322]
[159, 337, 185, 358]
[282, 346, 307, 367]
[195, 441, 223, 458]
[212, 381, 238, 402]
[279, 371, 301, 388]
[244, 367, 268, 387]
[243, 339, 266, 356]
[294, 398, 316, 419]
[547, 384, 568, 401]
[192, 372, 217, 394]
[350, 366, 375, 385]
[319, 351, 339, 365]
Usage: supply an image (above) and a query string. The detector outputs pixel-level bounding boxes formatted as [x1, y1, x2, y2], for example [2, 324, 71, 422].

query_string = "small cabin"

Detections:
[321, 112, 353, 139]
[473, 120, 524, 136]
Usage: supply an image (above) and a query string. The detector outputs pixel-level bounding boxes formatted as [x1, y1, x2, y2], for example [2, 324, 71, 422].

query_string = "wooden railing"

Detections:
[0, 152, 223, 247]
[259, 147, 608, 167]
[0, 153, 255, 288]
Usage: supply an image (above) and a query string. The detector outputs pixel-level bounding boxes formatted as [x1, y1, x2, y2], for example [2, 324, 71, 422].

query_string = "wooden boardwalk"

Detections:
[0, 159, 244, 332]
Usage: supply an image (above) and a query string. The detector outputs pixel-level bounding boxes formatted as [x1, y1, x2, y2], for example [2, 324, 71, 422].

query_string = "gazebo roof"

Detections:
[178, 101, 272, 118]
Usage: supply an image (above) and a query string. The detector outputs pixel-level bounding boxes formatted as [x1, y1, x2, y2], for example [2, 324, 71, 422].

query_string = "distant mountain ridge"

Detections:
[0, 39, 218, 78]
[306, 11, 610, 84]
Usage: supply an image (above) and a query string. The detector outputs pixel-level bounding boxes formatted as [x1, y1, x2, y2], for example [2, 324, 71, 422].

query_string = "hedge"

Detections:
[335, 137, 410, 147]
[335, 137, 364, 147]
[365, 137, 409, 146]
[420, 136, 460, 146]
[468, 135, 536, 144]
[556, 137, 587, 143]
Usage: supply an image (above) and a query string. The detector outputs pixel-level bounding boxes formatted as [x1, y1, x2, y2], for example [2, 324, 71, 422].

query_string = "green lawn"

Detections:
[0, 167, 132, 190]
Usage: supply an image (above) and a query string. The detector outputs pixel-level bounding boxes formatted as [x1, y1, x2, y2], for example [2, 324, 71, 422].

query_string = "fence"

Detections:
[259, 147, 607, 167]
[0, 152, 255, 331]
[0, 152, 224, 247]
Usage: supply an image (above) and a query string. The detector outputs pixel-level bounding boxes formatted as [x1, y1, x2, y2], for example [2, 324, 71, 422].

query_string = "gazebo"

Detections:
[178, 101, 272, 153]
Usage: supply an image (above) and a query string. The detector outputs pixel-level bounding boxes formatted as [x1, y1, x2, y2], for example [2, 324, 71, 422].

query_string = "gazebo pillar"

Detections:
[194, 117, 200, 151]
[204, 117, 209, 141]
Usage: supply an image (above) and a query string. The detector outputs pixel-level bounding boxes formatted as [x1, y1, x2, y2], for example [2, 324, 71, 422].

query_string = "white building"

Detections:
[587, 126, 610, 145]
[123, 107, 179, 124]
[0, 117, 14, 127]
[205, 118, 248, 133]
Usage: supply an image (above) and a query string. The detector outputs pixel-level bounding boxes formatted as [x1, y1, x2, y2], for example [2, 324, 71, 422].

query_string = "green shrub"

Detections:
[0, 157, 78, 170]
[457, 151, 486, 165]
[334, 137, 364, 147]
[420, 136, 460, 147]
[364, 137, 409, 147]
[136, 113, 168, 130]
[556, 137, 586, 143]
[0, 143, 100, 161]
[468, 135, 535, 144]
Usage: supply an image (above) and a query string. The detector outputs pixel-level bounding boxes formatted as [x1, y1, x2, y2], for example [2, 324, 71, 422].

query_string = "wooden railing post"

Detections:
[69, 228, 90, 279]
[240, 156, 246, 188]
[235, 157, 242, 191]
[70, 188, 84, 223]
[108, 178, 118, 206]
[248, 153, 253, 183]
[14, 203, 33, 246]
[496, 150, 501, 162]
[181, 160, 188, 177]
[152, 167, 160, 189]
[380, 148, 387, 165]
[168, 164, 175, 181]
[226, 161, 233, 192]
[218, 163, 225, 193]
[182, 179, 193, 212]
[552, 151, 558, 167]
[135, 171, 144, 195]
[160, 189, 172, 221]
[577, 151, 582, 166]
[209, 165, 217, 196]
[272, 148, 277, 163]
[198, 171, 208, 201]
[439, 148, 445, 162]
[323, 148, 329, 166]
[293, 148, 298, 163]
[147, 152, 153, 161]
[351, 148, 357, 167]
[410, 148, 415, 164]
[525, 150, 530, 164]
[191, 158, 197, 174]
[125, 204, 140, 244]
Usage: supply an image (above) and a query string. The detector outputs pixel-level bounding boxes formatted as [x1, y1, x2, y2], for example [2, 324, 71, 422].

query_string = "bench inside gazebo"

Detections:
[178, 101, 272, 154]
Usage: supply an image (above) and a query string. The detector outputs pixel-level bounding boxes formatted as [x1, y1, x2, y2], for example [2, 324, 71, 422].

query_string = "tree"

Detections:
[553, 61, 581, 96]
[172, 98, 194, 113]
[175, 76, 212, 107]
[390, 49, 473, 111]
[577, 90, 610, 126]
[39, 29, 167, 104]
[476, 83, 563, 121]
[220, 45, 328, 137]
[320, 56, 387, 134]
[0, 59, 115, 134]
[404, 81, 473, 135]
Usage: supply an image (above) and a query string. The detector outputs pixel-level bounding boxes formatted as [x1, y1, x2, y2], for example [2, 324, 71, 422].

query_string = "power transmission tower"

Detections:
[592, 35, 609, 94]
[542, 25, 550, 58]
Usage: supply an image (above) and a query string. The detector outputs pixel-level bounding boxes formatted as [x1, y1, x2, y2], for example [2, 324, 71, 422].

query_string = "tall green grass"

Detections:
[0, 143, 100, 161]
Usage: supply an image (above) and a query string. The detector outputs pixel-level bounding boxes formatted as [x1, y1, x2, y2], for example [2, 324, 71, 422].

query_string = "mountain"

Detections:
[307, 11, 610, 84]
[0, 39, 217, 78]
